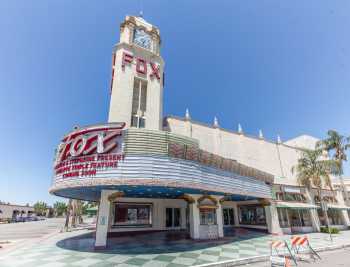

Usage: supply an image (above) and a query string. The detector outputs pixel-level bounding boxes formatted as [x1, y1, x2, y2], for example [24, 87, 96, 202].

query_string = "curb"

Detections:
[196, 255, 269, 267]
[195, 243, 350, 267]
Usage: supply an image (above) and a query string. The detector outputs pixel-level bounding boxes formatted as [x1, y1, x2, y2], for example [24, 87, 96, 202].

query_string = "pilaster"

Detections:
[336, 190, 350, 226]
[189, 200, 200, 239]
[265, 203, 283, 235]
[95, 190, 113, 248]
[213, 196, 224, 238]
[305, 189, 321, 232]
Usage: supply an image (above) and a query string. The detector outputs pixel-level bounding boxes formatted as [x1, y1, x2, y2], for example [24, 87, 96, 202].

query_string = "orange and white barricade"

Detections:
[270, 240, 297, 266]
[290, 236, 320, 260]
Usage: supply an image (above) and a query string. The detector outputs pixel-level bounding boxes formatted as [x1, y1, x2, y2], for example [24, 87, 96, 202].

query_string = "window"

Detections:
[314, 196, 321, 204]
[276, 192, 307, 202]
[323, 196, 338, 204]
[319, 209, 343, 226]
[223, 208, 235, 226]
[200, 208, 216, 225]
[289, 209, 312, 227]
[166, 208, 181, 228]
[114, 203, 152, 227]
[139, 117, 146, 128]
[239, 205, 266, 225]
[276, 192, 284, 201]
[277, 208, 312, 228]
[131, 78, 147, 128]
[277, 208, 290, 228]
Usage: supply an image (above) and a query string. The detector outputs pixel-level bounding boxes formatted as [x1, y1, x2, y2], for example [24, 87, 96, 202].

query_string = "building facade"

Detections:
[0, 203, 34, 222]
[50, 16, 350, 248]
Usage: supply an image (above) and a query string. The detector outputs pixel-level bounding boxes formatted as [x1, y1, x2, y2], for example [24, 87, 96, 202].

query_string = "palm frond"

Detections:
[292, 147, 338, 190]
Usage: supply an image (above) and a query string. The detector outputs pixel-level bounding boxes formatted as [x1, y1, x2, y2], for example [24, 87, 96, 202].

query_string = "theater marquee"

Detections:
[53, 123, 126, 180]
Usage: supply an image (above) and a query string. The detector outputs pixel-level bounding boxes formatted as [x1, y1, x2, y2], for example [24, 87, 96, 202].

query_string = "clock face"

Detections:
[133, 28, 152, 50]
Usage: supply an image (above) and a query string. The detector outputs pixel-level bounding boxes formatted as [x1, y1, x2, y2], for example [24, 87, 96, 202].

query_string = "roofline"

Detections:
[0, 203, 34, 208]
[164, 115, 315, 152]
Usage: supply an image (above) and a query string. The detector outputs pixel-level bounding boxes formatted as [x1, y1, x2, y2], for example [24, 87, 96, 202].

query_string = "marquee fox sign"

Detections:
[55, 123, 126, 168]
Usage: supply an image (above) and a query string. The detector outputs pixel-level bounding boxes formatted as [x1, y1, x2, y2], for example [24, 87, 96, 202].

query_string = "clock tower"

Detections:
[108, 16, 164, 130]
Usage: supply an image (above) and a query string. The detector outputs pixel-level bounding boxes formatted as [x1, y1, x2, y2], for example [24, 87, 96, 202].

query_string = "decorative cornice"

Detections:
[49, 176, 271, 200]
[258, 198, 271, 206]
[198, 195, 218, 206]
[108, 191, 124, 201]
[178, 194, 195, 204]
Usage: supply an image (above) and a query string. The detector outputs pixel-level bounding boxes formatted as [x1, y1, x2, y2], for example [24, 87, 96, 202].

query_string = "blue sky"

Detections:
[1, 1, 350, 206]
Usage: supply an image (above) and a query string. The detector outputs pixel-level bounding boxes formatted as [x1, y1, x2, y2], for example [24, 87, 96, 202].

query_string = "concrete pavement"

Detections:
[1, 220, 350, 266]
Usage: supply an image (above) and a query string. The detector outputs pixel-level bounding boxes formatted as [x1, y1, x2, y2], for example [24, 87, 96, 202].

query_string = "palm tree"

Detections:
[316, 130, 350, 203]
[292, 148, 338, 231]
[71, 200, 84, 227]
[77, 200, 84, 224]
[33, 201, 48, 216]
[53, 201, 67, 217]
[64, 199, 72, 231]
[292, 149, 336, 194]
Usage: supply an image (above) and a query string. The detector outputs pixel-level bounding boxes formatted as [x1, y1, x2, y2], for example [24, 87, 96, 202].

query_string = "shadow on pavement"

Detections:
[56, 228, 268, 254]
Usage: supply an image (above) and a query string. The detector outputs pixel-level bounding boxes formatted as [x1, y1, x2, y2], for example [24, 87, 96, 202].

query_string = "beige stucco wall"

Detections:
[165, 117, 320, 186]
[0, 204, 34, 220]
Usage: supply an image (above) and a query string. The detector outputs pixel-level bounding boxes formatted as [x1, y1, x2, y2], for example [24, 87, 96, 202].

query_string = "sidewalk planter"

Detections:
[320, 227, 340, 234]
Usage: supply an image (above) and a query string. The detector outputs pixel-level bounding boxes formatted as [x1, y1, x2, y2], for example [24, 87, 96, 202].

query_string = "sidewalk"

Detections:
[0, 229, 349, 267]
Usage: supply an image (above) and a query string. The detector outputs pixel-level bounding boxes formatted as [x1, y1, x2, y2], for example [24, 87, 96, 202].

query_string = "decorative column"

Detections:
[95, 190, 113, 249]
[181, 207, 187, 230]
[233, 204, 240, 226]
[305, 189, 321, 232]
[264, 202, 283, 235]
[336, 190, 350, 226]
[215, 197, 224, 238]
[189, 200, 200, 239]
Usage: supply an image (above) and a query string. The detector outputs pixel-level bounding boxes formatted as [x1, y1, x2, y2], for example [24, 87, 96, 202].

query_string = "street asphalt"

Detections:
[0, 217, 65, 241]
[244, 246, 350, 267]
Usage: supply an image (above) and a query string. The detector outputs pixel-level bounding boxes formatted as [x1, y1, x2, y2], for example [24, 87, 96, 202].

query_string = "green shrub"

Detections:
[320, 226, 340, 234]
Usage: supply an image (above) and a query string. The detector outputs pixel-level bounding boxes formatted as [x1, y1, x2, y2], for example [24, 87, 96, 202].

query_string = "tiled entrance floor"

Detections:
[1, 228, 350, 267]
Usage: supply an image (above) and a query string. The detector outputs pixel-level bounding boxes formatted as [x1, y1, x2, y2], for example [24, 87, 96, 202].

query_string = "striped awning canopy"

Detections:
[275, 201, 318, 209]
[327, 204, 350, 210]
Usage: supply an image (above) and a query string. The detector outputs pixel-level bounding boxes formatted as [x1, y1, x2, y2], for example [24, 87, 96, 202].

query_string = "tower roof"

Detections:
[121, 15, 161, 39]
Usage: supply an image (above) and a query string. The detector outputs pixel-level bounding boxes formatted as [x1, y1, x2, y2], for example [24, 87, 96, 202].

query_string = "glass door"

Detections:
[166, 208, 181, 228]
[223, 208, 235, 226]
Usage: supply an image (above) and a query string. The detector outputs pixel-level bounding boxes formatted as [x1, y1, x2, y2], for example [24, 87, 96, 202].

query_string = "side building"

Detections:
[165, 116, 350, 234]
[0, 203, 34, 222]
